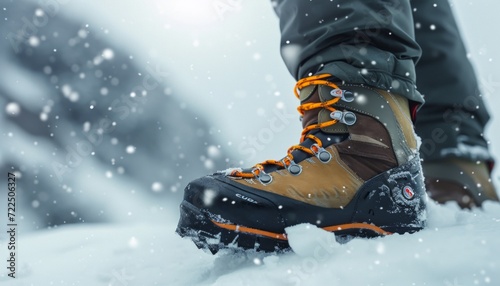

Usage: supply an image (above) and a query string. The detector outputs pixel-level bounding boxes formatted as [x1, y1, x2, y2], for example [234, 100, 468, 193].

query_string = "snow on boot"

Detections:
[423, 158, 500, 209]
[176, 74, 427, 253]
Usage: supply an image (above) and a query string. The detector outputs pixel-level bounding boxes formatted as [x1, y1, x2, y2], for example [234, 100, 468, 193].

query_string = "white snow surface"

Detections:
[2, 1, 500, 285]
[1, 201, 500, 285]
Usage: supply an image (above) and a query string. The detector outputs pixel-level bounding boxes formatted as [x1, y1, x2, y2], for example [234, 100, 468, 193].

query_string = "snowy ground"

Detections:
[2, 0, 500, 285]
[1, 201, 500, 285]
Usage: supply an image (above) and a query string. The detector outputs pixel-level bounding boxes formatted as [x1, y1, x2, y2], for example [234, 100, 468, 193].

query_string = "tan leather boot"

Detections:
[424, 158, 499, 208]
[177, 74, 427, 253]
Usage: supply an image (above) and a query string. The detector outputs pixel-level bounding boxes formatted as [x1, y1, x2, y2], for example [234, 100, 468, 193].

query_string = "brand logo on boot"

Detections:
[235, 193, 258, 204]
[402, 186, 415, 200]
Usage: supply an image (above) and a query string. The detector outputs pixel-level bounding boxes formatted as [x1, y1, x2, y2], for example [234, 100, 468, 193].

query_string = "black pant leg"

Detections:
[411, 0, 493, 163]
[273, 0, 424, 105]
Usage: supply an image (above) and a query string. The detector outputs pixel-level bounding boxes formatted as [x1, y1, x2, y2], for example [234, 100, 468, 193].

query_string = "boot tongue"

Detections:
[269, 84, 349, 167]
[299, 85, 320, 129]
[258, 83, 350, 173]
[299, 84, 349, 134]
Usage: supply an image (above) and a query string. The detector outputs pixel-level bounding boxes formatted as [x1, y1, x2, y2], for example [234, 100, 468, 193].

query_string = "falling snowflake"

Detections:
[151, 182, 163, 192]
[5, 102, 21, 116]
[126, 145, 136, 154]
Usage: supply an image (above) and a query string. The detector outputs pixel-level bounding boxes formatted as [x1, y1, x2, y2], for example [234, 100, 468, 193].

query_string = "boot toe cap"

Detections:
[182, 175, 286, 233]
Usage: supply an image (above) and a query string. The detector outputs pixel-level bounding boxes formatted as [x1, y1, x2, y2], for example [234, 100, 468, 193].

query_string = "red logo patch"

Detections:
[403, 186, 414, 200]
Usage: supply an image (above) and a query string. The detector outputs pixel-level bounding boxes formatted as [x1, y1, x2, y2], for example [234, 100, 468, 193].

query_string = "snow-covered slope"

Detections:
[1, 201, 499, 285]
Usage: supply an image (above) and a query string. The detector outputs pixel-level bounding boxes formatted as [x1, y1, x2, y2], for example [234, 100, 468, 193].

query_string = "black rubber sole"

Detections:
[176, 155, 426, 254]
[176, 200, 289, 254]
[176, 200, 421, 254]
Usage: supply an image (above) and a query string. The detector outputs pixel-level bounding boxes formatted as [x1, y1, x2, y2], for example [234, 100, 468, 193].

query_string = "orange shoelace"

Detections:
[230, 74, 341, 178]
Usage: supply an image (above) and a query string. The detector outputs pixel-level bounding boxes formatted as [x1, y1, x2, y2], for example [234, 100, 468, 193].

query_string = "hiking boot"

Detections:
[176, 74, 427, 253]
[423, 158, 500, 209]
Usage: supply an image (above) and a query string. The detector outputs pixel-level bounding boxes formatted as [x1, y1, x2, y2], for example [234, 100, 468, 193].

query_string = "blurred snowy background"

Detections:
[0, 0, 499, 285]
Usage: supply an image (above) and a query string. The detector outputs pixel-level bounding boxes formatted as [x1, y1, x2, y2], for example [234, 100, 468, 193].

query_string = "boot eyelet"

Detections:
[330, 110, 357, 126]
[342, 111, 357, 125]
[330, 89, 354, 102]
[330, 110, 343, 121]
[258, 173, 273, 184]
[342, 91, 355, 102]
[281, 158, 302, 176]
[311, 144, 332, 163]
[287, 163, 302, 176]
[330, 88, 344, 98]
[317, 150, 332, 163]
[252, 168, 273, 185]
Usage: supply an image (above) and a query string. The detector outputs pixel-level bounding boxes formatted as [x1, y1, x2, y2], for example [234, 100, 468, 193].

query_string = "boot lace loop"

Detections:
[230, 74, 341, 179]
